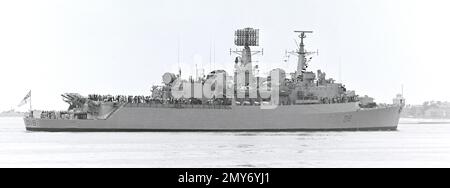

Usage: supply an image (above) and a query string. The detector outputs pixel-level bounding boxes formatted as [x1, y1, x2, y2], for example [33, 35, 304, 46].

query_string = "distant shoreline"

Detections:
[0, 112, 24, 118]
[400, 118, 450, 125]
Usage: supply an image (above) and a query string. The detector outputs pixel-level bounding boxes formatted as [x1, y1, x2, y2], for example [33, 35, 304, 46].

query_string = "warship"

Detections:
[24, 28, 405, 132]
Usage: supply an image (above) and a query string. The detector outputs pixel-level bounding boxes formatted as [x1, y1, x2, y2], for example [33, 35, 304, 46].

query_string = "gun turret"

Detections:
[62, 93, 87, 110]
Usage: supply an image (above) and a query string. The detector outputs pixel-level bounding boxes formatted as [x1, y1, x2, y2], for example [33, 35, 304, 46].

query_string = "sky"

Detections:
[1, 0, 450, 111]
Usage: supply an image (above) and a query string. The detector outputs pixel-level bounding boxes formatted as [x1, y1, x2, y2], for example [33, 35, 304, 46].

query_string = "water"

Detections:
[1, 117, 450, 168]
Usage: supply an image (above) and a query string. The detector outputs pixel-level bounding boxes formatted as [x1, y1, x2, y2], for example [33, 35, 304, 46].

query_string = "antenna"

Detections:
[294, 31, 313, 33]
[177, 37, 180, 68]
[339, 57, 342, 83]
[209, 40, 212, 72]
[195, 64, 198, 80]
[177, 37, 181, 77]
[235, 28, 260, 46]
[402, 84, 404, 96]
[230, 28, 263, 66]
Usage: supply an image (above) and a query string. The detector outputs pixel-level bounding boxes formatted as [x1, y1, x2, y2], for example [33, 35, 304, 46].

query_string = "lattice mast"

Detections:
[287, 31, 318, 79]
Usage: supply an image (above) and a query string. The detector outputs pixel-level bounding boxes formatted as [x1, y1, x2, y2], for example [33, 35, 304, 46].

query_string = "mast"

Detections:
[209, 41, 212, 71]
[230, 28, 263, 101]
[29, 90, 32, 112]
[177, 37, 181, 77]
[287, 31, 317, 80]
[230, 28, 263, 83]
[230, 28, 262, 68]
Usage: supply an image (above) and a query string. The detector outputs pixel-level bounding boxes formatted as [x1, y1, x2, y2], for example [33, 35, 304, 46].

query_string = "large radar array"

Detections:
[230, 28, 263, 67]
[234, 28, 260, 46]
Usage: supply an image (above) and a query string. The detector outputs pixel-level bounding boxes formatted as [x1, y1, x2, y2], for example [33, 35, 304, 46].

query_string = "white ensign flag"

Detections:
[18, 90, 31, 107]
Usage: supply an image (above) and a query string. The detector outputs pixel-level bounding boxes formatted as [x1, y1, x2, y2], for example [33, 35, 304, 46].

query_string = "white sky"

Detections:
[1, 0, 450, 111]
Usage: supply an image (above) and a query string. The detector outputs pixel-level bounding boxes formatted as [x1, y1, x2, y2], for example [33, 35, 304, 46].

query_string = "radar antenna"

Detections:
[230, 28, 263, 67]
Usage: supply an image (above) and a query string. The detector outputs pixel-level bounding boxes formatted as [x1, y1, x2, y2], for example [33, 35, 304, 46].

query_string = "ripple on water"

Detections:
[2, 117, 450, 167]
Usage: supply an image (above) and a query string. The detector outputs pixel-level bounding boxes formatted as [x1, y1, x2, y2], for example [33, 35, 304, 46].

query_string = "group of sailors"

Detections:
[36, 95, 361, 120]
[39, 111, 72, 120]
[87, 94, 233, 106]
[87, 93, 363, 106]
[88, 94, 359, 106]
[88, 94, 153, 104]
[319, 96, 359, 104]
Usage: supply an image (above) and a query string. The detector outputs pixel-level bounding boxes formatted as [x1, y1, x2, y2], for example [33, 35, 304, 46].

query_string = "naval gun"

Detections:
[62, 93, 87, 110]
[62, 93, 101, 115]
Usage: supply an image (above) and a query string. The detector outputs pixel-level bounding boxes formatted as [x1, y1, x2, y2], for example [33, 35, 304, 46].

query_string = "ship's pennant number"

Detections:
[30, 119, 39, 127]
[343, 114, 353, 123]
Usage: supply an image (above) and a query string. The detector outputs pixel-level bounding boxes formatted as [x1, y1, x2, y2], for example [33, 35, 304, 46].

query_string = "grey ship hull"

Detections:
[24, 103, 401, 132]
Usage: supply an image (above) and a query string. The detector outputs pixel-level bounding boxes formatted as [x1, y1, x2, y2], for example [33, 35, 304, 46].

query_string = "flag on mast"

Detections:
[18, 90, 31, 107]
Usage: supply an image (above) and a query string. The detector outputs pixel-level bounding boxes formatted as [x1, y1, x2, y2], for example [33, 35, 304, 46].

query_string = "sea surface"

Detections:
[1, 117, 450, 168]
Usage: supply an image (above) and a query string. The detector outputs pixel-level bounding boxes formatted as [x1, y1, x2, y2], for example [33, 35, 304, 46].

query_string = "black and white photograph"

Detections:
[1, 0, 450, 174]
